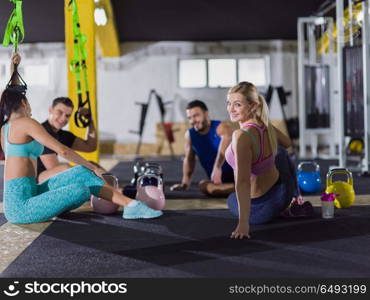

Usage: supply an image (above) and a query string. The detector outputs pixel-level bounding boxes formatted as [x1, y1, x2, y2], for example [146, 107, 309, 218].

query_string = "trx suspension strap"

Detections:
[68, 0, 92, 128]
[2, 0, 27, 94]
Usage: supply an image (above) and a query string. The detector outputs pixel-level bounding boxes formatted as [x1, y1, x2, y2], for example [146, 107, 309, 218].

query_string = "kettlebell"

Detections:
[131, 159, 146, 185]
[348, 138, 364, 154]
[297, 161, 322, 193]
[143, 162, 163, 179]
[137, 168, 165, 210]
[325, 168, 355, 208]
[91, 174, 120, 214]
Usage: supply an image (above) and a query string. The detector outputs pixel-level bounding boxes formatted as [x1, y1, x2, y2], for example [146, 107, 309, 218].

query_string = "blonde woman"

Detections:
[225, 82, 296, 239]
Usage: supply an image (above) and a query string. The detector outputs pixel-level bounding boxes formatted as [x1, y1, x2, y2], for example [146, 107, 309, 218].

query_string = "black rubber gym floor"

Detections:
[2, 207, 370, 278]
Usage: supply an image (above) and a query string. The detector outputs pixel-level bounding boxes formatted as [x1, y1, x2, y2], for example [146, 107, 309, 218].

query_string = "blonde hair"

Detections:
[228, 81, 277, 155]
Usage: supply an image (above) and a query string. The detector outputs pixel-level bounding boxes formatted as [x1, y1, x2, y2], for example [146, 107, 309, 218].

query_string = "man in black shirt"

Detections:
[37, 97, 98, 182]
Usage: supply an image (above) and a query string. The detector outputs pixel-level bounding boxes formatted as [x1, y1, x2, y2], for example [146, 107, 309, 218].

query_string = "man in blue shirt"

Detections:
[170, 100, 235, 196]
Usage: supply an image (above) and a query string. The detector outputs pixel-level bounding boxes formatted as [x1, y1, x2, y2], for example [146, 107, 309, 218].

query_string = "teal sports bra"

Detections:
[3, 122, 44, 160]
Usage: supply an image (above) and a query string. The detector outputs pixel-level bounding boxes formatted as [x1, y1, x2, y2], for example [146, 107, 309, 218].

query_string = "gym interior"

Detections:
[0, 0, 369, 295]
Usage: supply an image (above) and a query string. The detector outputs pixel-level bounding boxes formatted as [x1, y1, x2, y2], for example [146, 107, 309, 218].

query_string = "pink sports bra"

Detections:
[225, 122, 275, 177]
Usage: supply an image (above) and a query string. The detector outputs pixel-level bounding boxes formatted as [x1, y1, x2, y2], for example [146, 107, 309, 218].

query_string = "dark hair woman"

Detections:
[0, 54, 162, 224]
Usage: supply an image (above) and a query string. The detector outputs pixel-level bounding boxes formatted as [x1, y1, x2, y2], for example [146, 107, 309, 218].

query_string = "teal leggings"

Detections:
[3, 165, 105, 224]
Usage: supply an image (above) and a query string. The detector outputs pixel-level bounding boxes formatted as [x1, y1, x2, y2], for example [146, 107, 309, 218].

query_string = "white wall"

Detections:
[0, 43, 68, 127]
[0, 40, 299, 144]
[98, 40, 299, 143]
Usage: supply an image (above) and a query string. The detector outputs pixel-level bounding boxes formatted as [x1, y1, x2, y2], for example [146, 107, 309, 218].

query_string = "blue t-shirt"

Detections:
[189, 120, 233, 179]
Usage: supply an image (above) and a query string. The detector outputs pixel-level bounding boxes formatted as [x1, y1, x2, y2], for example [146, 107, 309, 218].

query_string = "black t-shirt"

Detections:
[37, 120, 77, 175]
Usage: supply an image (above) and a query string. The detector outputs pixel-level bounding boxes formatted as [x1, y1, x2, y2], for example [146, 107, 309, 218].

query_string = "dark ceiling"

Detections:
[0, 0, 327, 43]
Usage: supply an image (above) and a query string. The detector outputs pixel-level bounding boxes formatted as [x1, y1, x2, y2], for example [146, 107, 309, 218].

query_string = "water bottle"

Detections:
[320, 193, 335, 219]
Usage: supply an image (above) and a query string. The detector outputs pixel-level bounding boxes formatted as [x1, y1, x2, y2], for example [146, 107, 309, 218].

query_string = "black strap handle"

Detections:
[74, 92, 92, 128]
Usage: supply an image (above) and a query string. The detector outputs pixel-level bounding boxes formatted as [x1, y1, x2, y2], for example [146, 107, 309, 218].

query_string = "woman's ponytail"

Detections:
[258, 94, 277, 155]
[0, 89, 26, 130]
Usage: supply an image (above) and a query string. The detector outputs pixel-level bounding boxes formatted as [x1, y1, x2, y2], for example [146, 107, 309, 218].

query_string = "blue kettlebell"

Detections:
[297, 161, 322, 193]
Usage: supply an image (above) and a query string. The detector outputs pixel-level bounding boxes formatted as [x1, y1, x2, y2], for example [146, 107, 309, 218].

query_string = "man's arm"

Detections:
[211, 121, 234, 184]
[70, 108, 97, 152]
[170, 130, 196, 191]
[182, 130, 196, 186]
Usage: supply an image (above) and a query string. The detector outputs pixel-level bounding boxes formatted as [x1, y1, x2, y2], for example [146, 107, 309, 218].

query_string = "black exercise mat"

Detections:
[163, 184, 211, 199]
[2, 206, 370, 278]
[111, 160, 212, 199]
[110, 159, 207, 184]
[0, 213, 6, 226]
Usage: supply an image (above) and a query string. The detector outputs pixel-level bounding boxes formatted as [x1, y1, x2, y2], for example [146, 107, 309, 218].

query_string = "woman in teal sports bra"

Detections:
[0, 54, 162, 224]
[225, 81, 293, 239]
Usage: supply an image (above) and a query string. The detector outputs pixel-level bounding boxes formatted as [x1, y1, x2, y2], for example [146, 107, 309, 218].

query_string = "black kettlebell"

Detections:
[131, 159, 146, 185]
[143, 162, 163, 179]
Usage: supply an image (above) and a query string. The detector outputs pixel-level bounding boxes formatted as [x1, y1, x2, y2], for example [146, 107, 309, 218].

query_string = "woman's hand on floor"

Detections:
[211, 167, 222, 185]
[170, 183, 188, 191]
[231, 222, 251, 239]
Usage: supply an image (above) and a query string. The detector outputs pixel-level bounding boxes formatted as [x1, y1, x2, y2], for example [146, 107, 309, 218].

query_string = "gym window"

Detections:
[238, 58, 268, 87]
[208, 59, 237, 88]
[178, 57, 269, 88]
[178, 59, 207, 88]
